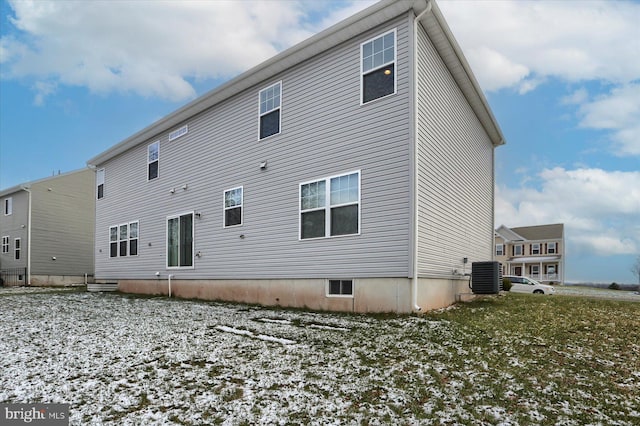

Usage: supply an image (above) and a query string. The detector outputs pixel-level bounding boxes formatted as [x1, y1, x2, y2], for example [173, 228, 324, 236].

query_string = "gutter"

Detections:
[411, 0, 433, 312]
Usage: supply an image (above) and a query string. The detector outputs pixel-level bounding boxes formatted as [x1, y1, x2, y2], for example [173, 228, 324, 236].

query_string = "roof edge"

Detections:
[0, 167, 93, 197]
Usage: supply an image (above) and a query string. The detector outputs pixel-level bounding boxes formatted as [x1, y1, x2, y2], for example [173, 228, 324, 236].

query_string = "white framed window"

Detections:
[167, 212, 194, 268]
[361, 29, 396, 104]
[327, 279, 354, 297]
[531, 265, 539, 276]
[129, 222, 139, 256]
[259, 81, 281, 140]
[224, 187, 243, 228]
[547, 265, 556, 275]
[4, 197, 12, 215]
[1, 236, 9, 254]
[14, 238, 21, 260]
[532, 243, 540, 255]
[148, 141, 159, 180]
[109, 221, 138, 258]
[495, 244, 504, 256]
[514, 245, 523, 256]
[169, 125, 188, 141]
[548, 242, 557, 254]
[96, 169, 105, 200]
[109, 226, 118, 257]
[300, 171, 360, 240]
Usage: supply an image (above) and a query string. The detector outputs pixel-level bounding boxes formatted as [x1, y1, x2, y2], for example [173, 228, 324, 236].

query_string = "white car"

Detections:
[504, 275, 555, 295]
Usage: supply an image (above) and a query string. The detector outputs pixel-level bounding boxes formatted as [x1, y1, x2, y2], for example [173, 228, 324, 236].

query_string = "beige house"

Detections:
[0, 169, 95, 286]
[495, 224, 565, 285]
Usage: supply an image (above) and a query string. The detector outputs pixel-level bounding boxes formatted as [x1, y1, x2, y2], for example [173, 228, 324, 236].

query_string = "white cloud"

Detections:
[496, 167, 640, 256]
[439, 0, 640, 92]
[576, 84, 640, 155]
[0, 0, 371, 103]
[561, 87, 589, 105]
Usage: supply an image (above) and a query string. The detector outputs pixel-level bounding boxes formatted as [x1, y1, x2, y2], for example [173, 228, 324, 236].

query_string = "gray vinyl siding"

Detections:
[0, 191, 28, 270]
[415, 23, 494, 276]
[95, 16, 413, 280]
[30, 169, 95, 276]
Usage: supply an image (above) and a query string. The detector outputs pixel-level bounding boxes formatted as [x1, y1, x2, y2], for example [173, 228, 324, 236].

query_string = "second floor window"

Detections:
[97, 169, 105, 199]
[259, 82, 281, 140]
[148, 141, 159, 180]
[548, 242, 557, 254]
[3, 197, 12, 215]
[532, 243, 540, 255]
[495, 244, 504, 256]
[514, 245, 523, 256]
[361, 29, 396, 104]
[1, 236, 9, 253]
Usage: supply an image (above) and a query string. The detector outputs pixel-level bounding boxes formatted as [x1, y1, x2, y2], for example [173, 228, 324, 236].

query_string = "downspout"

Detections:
[411, 0, 432, 312]
[21, 186, 32, 285]
[168, 274, 174, 298]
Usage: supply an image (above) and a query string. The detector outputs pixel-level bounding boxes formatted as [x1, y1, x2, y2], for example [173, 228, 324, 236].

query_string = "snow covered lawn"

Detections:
[1, 289, 638, 425]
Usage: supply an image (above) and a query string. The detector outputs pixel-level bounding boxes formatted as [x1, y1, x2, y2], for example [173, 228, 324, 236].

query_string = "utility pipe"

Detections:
[411, 0, 432, 312]
[21, 186, 32, 285]
[168, 274, 174, 298]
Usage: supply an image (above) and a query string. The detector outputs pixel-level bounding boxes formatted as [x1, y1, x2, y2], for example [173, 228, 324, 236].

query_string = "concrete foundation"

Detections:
[112, 276, 476, 313]
[30, 275, 90, 287]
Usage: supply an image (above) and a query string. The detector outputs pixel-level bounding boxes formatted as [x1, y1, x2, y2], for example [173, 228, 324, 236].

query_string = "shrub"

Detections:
[502, 278, 512, 291]
[608, 282, 620, 290]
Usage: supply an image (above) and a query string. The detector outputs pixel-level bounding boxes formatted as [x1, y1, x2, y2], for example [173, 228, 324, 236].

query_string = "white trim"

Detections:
[1, 236, 9, 254]
[360, 28, 397, 106]
[531, 243, 540, 255]
[495, 243, 504, 256]
[326, 279, 354, 298]
[299, 170, 361, 240]
[166, 211, 195, 270]
[223, 186, 244, 228]
[547, 242, 557, 254]
[258, 80, 282, 140]
[147, 141, 160, 181]
[168, 125, 188, 141]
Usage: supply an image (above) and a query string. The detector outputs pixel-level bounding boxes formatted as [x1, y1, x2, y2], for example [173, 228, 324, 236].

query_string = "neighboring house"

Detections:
[87, 0, 505, 313]
[495, 224, 565, 285]
[0, 169, 95, 286]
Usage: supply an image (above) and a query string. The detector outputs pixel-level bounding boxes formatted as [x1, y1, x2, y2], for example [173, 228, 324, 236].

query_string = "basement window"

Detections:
[328, 279, 353, 297]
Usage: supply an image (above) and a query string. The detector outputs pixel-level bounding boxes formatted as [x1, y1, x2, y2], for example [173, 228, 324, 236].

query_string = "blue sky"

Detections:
[1, 0, 639, 284]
